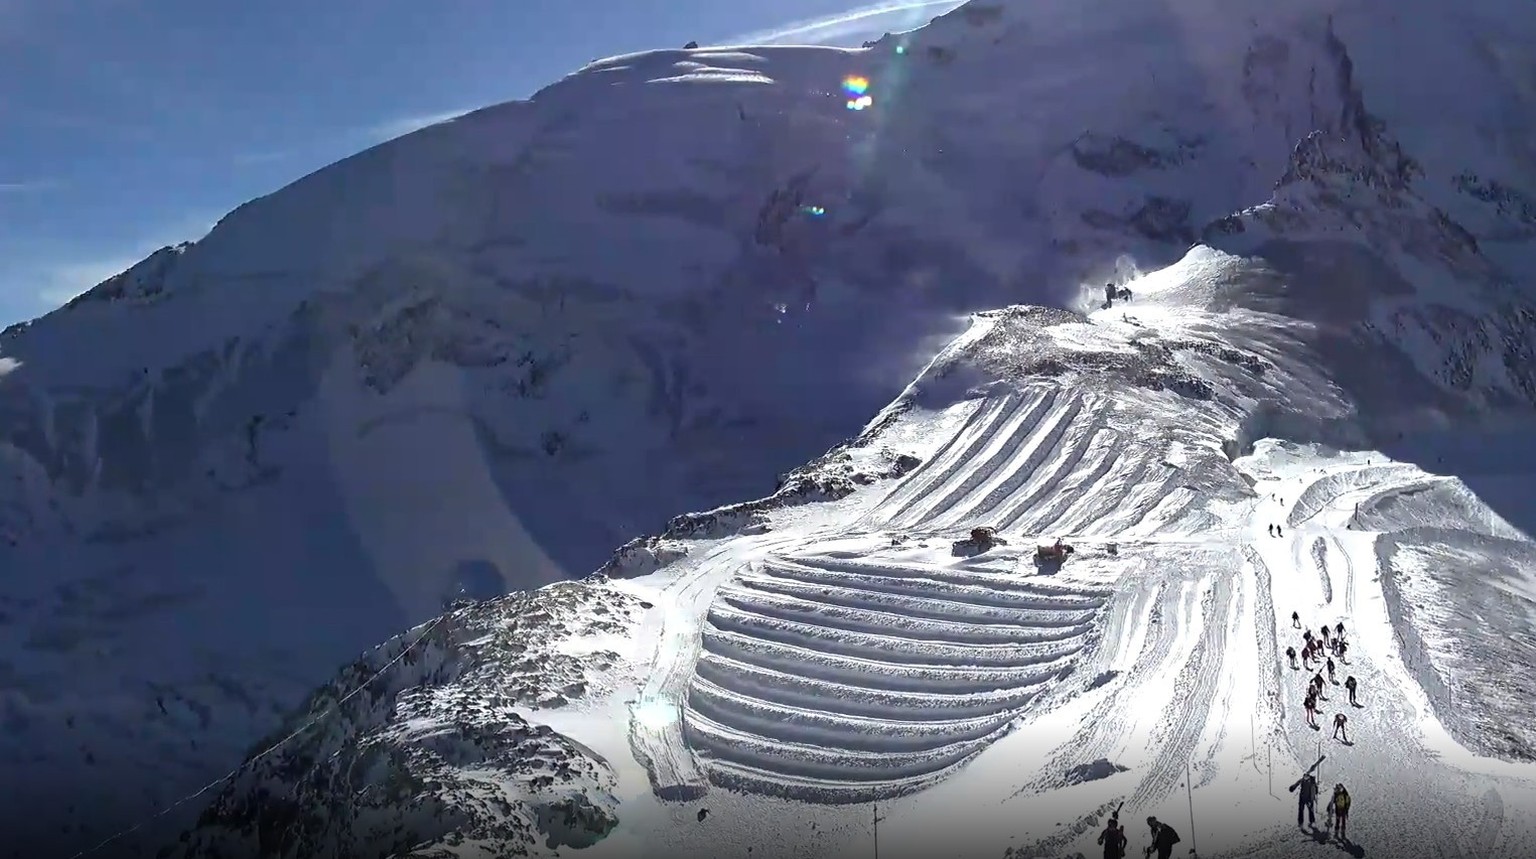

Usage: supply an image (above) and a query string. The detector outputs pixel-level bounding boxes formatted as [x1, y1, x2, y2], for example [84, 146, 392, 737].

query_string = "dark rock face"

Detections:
[166, 583, 645, 859]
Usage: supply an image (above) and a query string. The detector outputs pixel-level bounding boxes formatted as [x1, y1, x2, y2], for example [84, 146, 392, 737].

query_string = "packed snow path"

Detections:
[1228, 456, 1526, 859]
[629, 380, 1536, 848]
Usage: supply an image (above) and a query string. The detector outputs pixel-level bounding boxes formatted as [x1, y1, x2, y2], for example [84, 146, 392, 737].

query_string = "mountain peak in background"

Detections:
[3, 0, 1536, 855]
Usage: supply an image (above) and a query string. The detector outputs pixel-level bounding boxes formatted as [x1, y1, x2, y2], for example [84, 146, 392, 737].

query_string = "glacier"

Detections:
[3, 0, 1536, 856]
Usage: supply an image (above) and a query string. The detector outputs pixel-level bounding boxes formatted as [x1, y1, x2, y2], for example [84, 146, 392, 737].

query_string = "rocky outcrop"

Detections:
[64, 243, 194, 309]
[164, 583, 644, 859]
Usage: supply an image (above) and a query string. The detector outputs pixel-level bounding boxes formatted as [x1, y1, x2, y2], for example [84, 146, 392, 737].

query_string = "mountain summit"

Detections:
[4, 0, 1536, 855]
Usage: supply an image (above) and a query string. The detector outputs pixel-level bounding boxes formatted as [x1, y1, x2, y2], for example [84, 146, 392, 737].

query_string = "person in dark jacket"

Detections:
[1345, 675, 1359, 706]
[1143, 817, 1180, 859]
[1291, 773, 1319, 827]
[1098, 818, 1128, 859]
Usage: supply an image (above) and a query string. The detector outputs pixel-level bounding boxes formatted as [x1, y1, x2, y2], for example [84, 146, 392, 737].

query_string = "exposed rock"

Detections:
[163, 583, 645, 859]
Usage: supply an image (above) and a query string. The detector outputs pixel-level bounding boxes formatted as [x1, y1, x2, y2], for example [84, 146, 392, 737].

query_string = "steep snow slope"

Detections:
[166, 245, 1536, 859]
[9, 0, 1536, 854]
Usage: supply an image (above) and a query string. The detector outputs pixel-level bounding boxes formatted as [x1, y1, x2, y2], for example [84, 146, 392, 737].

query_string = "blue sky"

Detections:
[0, 0, 962, 327]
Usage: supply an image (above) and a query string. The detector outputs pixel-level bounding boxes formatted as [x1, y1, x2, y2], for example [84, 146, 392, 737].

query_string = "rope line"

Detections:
[66, 614, 449, 859]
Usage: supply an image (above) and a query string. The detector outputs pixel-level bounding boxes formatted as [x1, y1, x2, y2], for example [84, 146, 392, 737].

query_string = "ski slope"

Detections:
[27, 0, 1536, 851]
[606, 289, 1536, 858]
[159, 239, 1536, 859]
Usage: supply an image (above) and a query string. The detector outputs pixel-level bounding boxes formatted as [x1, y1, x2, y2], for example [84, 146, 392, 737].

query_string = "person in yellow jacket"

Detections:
[1326, 783, 1352, 841]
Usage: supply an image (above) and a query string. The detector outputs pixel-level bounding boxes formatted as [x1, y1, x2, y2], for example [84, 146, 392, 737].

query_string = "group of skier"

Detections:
[1095, 811, 1180, 859]
[1283, 611, 1364, 843]
[1092, 580, 1374, 856]
[1287, 614, 1361, 733]
[1289, 771, 1354, 841]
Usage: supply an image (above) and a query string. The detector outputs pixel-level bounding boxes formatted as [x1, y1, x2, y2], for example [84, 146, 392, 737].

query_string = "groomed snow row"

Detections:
[862, 387, 1197, 538]
[681, 551, 1110, 802]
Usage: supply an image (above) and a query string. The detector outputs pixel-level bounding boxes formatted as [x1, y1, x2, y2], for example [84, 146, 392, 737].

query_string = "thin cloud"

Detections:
[230, 149, 295, 166]
[0, 180, 58, 193]
[723, 0, 965, 46]
[33, 213, 218, 308]
[364, 108, 473, 143]
[35, 257, 142, 306]
[228, 108, 475, 167]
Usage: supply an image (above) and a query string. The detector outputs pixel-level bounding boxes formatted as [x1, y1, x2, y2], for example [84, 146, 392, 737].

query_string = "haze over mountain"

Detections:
[2, 0, 1535, 856]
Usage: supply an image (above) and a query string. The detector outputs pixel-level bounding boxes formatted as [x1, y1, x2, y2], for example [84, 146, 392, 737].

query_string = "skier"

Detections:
[1334, 621, 1344, 638]
[1098, 818, 1128, 859]
[1330, 784, 1352, 841]
[1291, 611, 1301, 628]
[1337, 639, 1350, 663]
[1312, 673, 1329, 699]
[1277, 524, 1284, 537]
[1326, 657, 1337, 683]
[1333, 712, 1349, 741]
[1345, 675, 1359, 706]
[1303, 692, 1318, 728]
[1320, 624, 1331, 645]
[1285, 645, 1298, 669]
[1289, 772, 1319, 827]
[1303, 628, 1313, 643]
[1143, 817, 1180, 859]
[1268, 524, 1276, 537]
[1104, 282, 1116, 308]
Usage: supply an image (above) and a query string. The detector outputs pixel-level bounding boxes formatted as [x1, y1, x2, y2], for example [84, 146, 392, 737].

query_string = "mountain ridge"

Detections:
[5, 0, 1536, 854]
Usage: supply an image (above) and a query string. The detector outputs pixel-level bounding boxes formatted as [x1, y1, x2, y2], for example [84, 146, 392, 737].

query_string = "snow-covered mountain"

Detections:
[5, 0, 1536, 855]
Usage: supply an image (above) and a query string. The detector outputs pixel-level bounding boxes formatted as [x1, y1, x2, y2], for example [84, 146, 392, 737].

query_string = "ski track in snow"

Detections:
[625, 379, 1536, 854]
[629, 531, 817, 799]
[1309, 537, 1334, 605]
[1240, 459, 1526, 859]
[686, 547, 1109, 801]
[1129, 572, 1235, 810]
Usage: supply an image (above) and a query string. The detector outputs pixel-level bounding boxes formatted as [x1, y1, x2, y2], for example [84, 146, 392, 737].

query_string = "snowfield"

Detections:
[163, 248, 1536, 859]
[4, 0, 1536, 855]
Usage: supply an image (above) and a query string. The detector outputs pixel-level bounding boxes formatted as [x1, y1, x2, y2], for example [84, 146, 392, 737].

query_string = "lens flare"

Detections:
[842, 75, 875, 111]
[631, 698, 680, 730]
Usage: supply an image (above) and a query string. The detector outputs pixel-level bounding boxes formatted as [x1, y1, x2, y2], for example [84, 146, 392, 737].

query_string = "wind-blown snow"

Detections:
[5, 0, 1536, 855]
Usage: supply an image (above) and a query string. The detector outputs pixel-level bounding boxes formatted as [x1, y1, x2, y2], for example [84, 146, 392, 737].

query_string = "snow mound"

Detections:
[1063, 758, 1130, 786]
